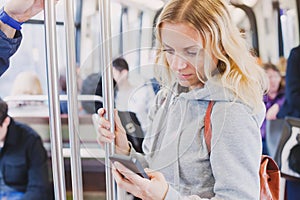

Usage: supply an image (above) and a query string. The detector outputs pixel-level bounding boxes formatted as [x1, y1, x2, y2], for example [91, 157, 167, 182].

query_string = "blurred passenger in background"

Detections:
[8, 71, 49, 117]
[278, 47, 300, 119]
[0, 97, 51, 200]
[11, 71, 43, 96]
[260, 63, 285, 154]
[81, 73, 102, 114]
[59, 73, 68, 114]
[148, 77, 161, 95]
[277, 45, 300, 200]
[113, 57, 138, 110]
[58, 64, 83, 114]
[95, 76, 116, 112]
[276, 56, 287, 89]
[111, 57, 155, 132]
[95, 58, 156, 132]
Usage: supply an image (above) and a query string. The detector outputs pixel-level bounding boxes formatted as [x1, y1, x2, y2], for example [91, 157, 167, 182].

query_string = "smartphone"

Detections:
[109, 154, 149, 179]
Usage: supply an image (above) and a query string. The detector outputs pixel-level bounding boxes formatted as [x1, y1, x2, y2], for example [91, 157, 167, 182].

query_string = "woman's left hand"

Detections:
[112, 162, 169, 200]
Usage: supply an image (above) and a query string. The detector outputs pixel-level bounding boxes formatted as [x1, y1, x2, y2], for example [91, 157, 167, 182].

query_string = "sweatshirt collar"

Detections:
[175, 79, 235, 102]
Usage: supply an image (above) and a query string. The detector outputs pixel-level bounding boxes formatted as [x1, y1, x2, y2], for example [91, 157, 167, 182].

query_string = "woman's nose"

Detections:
[170, 54, 187, 70]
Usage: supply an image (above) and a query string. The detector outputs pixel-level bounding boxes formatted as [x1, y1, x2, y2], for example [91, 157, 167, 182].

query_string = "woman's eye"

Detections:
[162, 49, 175, 55]
[186, 51, 197, 56]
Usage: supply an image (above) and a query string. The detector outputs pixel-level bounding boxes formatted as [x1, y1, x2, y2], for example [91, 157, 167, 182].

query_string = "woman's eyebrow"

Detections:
[183, 45, 201, 51]
[162, 43, 173, 49]
[162, 43, 202, 50]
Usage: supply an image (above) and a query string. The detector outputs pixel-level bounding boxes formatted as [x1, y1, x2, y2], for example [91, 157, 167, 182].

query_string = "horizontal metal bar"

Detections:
[3, 95, 103, 102]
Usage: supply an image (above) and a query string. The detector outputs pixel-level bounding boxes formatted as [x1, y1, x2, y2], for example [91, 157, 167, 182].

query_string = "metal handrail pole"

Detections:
[64, 0, 83, 199]
[44, 0, 67, 199]
[98, 0, 116, 199]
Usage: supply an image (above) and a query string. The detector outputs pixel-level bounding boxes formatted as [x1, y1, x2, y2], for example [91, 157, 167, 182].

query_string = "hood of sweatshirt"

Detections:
[174, 79, 237, 102]
[170, 79, 264, 124]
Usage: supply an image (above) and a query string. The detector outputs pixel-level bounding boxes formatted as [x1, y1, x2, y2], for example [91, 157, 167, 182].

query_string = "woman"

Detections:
[97, 0, 267, 199]
[7, 71, 49, 117]
[261, 63, 285, 154]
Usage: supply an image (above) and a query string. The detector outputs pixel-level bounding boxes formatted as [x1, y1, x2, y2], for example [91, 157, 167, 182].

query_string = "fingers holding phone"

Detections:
[112, 163, 169, 200]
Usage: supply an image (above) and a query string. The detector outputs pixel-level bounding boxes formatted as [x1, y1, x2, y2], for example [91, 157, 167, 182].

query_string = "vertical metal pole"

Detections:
[44, 0, 67, 200]
[75, 0, 83, 63]
[64, 0, 83, 200]
[98, 0, 116, 199]
[138, 11, 144, 73]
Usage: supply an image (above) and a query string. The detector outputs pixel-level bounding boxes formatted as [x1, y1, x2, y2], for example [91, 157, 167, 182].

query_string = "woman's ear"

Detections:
[3, 116, 10, 127]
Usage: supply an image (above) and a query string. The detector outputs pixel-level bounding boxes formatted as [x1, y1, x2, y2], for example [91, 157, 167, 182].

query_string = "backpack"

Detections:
[204, 101, 280, 200]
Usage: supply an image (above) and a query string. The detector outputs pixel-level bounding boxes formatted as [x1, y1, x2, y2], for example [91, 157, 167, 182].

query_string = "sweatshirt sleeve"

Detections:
[0, 29, 22, 76]
[164, 102, 262, 200]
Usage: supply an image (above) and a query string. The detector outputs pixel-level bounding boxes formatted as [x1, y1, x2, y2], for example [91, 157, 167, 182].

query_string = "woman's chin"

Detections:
[178, 80, 190, 88]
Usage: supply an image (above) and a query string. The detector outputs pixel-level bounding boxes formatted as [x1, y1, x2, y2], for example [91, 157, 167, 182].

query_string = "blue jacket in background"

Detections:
[0, 29, 22, 77]
[277, 45, 300, 118]
[0, 118, 52, 200]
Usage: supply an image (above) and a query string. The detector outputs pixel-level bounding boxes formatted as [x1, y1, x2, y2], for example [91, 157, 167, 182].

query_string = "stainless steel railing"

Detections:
[64, 0, 83, 199]
[44, 0, 117, 199]
[44, 0, 67, 199]
[98, 0, 117, 199]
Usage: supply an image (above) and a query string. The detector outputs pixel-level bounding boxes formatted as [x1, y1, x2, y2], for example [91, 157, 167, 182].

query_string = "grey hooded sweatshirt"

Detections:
[130, 80, 264, 200]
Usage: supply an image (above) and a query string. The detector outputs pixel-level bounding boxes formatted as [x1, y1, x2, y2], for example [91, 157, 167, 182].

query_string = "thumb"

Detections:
[114, 109, 126, 133]
[144, 168, 164, 180]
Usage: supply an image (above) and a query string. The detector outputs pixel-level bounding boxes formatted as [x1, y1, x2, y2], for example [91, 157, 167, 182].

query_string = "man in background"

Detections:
[0, 97, 51, 200]
[277, 45, 300, 200]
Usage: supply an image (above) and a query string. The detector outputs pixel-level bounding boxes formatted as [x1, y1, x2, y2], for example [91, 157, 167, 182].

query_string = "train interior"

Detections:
[0, 0, 299, 199]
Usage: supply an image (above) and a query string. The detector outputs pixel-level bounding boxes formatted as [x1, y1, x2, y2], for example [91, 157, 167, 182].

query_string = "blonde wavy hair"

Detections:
[11, 71, 43, 95]
[155, 0, 268, 112]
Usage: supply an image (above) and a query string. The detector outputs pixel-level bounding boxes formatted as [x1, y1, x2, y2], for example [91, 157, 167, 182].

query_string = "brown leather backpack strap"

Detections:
[204, 101, 215, 152]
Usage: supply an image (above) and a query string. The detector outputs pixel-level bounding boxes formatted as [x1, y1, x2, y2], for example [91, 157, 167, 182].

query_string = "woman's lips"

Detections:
[178, 73, 192, 80]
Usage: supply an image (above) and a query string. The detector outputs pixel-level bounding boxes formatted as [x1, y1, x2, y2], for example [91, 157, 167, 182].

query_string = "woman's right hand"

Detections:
[96, 108, 130, 155]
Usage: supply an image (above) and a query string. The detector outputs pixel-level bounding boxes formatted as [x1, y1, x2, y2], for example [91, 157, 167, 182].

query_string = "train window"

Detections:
[80, 1, 123, 78]
[80, 0, 162, 82]
[229, 6, 252, 45]
[280, 4, 299, 57]
[229, 3, 259, 58]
